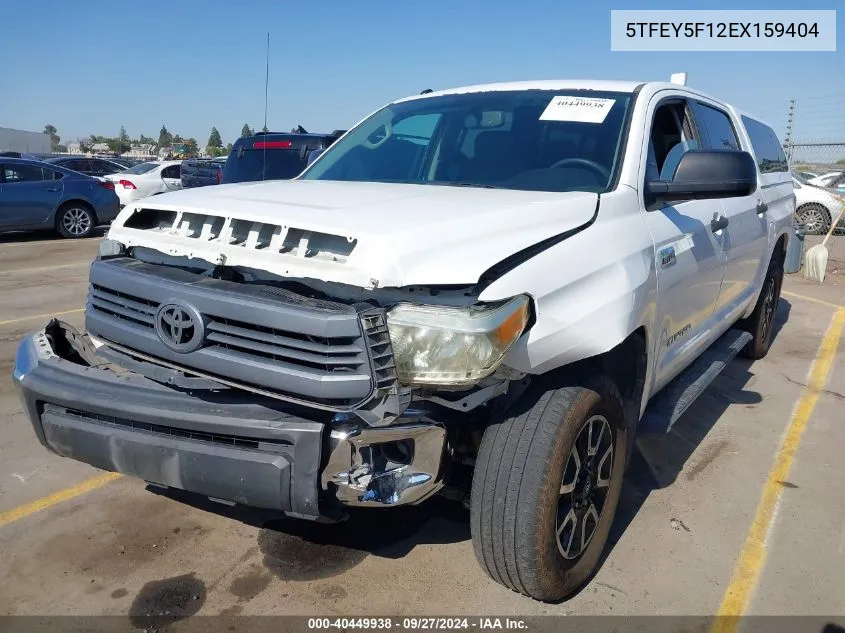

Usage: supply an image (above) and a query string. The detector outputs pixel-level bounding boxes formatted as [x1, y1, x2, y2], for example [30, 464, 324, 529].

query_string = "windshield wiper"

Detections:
[428, 181, 501, 189]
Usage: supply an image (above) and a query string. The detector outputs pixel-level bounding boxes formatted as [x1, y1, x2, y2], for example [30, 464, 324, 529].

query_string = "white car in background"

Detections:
[793, 176, 844, 234]
[807, 171, 844, 189]
[105, 161, 183, 207]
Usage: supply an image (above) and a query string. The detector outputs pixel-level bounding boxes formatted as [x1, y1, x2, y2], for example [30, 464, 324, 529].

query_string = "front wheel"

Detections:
[470, 376, 627, 601]
[56, 203, 95, 238]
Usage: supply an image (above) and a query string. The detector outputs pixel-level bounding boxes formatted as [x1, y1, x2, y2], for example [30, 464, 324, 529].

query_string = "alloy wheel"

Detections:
[62, 208, 91, 236]
[556, 414, 614, 560]
[760, 275, 778, 343]
[796, 205, 828, 235]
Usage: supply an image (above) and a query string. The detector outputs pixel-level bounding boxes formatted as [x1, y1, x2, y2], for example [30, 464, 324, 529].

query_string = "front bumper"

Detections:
[12, 324, 446, 517]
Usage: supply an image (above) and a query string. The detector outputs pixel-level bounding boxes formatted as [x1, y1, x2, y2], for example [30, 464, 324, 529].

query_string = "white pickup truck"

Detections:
[14, 79, 793, 601]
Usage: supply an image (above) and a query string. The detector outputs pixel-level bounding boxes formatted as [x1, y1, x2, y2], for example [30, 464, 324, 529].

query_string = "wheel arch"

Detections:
[534, 326, 648, 434]
[55, 198, 98, 224]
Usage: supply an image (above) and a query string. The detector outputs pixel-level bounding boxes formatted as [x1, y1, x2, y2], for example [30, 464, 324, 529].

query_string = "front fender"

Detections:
[479, 189, 658, 375]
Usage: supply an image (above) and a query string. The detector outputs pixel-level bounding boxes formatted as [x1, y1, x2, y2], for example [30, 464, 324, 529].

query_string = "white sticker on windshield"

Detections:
[539, 96, 616, 123]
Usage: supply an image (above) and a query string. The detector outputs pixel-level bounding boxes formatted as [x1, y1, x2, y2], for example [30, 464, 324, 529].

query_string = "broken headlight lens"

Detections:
[386, 295, 530, 386]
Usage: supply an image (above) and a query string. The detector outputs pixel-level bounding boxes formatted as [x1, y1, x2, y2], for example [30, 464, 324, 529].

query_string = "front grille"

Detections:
[85, 258, 392, 409]
[89, 285, 368, 374]
[90, 285, 157, 327]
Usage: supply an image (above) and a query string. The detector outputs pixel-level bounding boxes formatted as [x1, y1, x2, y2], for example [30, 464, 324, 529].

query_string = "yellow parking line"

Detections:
[0, 472, 122, 529]
[782, 290, 845, 310]
[0, 308, 84, 327]
[711, 308, 845, 632]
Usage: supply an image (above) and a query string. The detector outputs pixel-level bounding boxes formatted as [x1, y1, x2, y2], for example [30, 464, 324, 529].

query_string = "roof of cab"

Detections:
[395, 79, 646, 103]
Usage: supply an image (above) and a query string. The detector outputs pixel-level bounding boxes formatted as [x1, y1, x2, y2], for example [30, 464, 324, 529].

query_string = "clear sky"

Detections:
[0, 0, 841, 147]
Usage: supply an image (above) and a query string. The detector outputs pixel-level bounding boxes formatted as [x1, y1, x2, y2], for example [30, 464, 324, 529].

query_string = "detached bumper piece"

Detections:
[13, 322, 326, 518]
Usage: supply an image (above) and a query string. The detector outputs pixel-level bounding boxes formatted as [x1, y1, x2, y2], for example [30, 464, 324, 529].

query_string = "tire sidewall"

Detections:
[530, 379, 628, 597]
[57, 205, 94, 238]
[743, 258, 784, 359]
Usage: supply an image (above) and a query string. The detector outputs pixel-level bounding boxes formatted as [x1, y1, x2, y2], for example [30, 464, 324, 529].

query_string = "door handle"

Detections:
[46, 187, 61, 192]
[711, 214, 729, 232]
[757, 200, 768, 214]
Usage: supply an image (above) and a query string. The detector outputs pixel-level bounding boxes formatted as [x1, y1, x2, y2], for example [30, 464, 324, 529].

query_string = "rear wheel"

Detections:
[740, 255, 783, 360]
[470, 375, 627, 601]
[56, 203, 95, 238]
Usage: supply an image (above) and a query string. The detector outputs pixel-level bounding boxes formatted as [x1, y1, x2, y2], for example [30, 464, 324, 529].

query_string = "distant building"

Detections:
[0, 127, 50, 154]
[127, 143, 156, 159]
[66, 142, 84, 155]
[90, 143, 111, 155]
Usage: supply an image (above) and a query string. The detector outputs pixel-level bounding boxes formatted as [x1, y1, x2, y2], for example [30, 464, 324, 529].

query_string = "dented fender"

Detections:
[480, 188, 658, 380]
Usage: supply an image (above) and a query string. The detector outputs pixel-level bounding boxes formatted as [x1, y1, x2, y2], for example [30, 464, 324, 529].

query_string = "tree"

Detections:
[241, 124, 253, 138]
[116, 126, 131, 153]
[138, 134, 155, 145]
[185, 138, 199, 156]
[225, 142, 233, 154]
[158, 125, 172, 148]
[207, 127, 222, 150]
[43, 124, 61, 151]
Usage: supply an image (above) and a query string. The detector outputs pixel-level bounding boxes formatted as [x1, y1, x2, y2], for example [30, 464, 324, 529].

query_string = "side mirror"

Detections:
[646, 149, 757, 204]
[306, 148, 325, 166]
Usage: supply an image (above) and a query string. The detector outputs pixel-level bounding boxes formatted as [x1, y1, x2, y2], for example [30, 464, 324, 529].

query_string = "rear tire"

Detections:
[740, 255, 783, 360]
[56, 203, 96, 239]
[795, 203, 831, 235]
[470, 375, 627, 602]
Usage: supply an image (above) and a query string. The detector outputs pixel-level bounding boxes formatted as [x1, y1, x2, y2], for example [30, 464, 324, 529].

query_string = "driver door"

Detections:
[640, 96, 728, 393]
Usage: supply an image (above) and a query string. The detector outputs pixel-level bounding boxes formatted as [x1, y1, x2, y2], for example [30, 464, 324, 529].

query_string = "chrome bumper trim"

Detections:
[322, 424, 446, 507]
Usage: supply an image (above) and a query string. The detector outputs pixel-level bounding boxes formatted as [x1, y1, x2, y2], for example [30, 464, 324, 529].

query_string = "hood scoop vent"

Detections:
[123, 208, 358, 264]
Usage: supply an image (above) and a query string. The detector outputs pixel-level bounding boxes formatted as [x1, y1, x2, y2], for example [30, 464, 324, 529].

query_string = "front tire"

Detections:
[56, 203, 96, 239]
[470, 375, 627, 601]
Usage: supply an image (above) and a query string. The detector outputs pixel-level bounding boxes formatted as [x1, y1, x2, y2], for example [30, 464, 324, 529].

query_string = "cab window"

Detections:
[647, 101, 698, 182]
[691, 102, 739, 150]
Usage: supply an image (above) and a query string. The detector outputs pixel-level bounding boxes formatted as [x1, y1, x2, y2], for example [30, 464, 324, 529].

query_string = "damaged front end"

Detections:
[13, 246, 531, 518]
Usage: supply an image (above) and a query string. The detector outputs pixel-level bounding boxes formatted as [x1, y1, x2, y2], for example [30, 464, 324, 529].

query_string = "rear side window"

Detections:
[741, 116, 788, 173]
[692, 102, 739, 150]
[161, 165, 181, 179]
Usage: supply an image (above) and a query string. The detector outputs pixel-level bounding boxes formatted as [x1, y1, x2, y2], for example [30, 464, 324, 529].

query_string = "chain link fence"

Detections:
[787, 141, 845, 172]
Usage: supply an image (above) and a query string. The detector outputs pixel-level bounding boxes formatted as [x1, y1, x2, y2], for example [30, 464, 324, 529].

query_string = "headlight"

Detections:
[386, 295, 530, 386]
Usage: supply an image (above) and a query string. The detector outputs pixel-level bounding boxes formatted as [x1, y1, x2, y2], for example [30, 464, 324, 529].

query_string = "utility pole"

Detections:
[785, 99, 795, 162]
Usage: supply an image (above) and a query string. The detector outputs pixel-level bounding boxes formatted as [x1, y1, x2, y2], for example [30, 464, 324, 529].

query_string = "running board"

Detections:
[639, 329, 752, 435]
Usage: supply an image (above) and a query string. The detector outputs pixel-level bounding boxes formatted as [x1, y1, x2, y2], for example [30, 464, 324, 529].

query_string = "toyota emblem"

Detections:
[154, 302, 205, 353]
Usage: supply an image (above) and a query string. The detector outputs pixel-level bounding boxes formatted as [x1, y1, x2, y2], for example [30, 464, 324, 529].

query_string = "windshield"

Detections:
[121, 162, 159, 175]
[302, 90, 632, 193]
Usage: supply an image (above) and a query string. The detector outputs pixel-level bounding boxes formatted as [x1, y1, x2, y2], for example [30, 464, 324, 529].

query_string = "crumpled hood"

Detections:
[108, 180, 598, 288]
